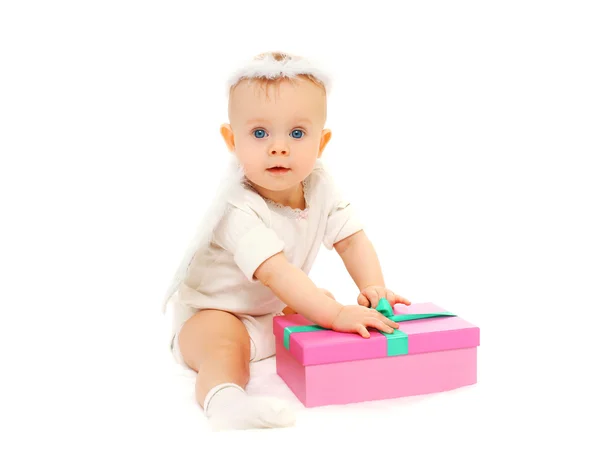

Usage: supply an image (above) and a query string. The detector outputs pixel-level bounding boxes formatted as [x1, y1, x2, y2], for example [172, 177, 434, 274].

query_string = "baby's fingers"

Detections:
[381, 315, 399, 330]
[365, 317, 394, 335]
[394, 294, 411, 306]
[369, 310, 399, 330]
[361, 288, 380, 308]
[357, 293, 370, 308]
[356, 324, 370, 338]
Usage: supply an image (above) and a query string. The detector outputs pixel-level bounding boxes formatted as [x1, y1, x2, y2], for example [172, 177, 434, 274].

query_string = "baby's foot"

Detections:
[204, 383, 296, 431]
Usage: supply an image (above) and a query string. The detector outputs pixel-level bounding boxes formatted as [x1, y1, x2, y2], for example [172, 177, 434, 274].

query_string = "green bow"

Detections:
[374, 298, 456, 324]
[372, 298, 456, 355]
[283, 298, 456, 356]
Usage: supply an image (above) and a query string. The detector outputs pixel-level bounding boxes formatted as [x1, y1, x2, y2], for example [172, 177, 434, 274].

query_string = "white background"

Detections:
[1, 1, 599, 449]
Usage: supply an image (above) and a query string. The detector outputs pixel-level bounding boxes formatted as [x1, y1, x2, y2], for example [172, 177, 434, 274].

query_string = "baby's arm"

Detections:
[334, 230, 385, 289]
[255, 252, 343, 328]
[255, 252, 398, 336]
[334, 230, 411, 309]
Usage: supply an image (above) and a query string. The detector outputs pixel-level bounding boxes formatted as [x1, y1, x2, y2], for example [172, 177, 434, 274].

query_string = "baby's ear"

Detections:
[318, 129, 332, 157]
[220, 124, 235, 152]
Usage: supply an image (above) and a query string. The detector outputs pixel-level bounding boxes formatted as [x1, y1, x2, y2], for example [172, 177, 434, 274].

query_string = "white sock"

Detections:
[203, 383, 296, 431]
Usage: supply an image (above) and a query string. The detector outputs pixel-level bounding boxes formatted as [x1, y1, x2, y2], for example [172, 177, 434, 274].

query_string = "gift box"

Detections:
[272, 300, 480, 407]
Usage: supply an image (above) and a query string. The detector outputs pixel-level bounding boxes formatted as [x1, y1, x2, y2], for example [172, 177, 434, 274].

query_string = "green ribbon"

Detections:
[283, 298, 456, 356]
[283, 324, 325, 350]
[373, 298, 456, 355]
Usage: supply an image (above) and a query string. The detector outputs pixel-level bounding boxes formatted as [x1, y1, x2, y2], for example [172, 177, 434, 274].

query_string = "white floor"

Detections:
[4, 300, 595, 450]
[127, 317, 593, 449]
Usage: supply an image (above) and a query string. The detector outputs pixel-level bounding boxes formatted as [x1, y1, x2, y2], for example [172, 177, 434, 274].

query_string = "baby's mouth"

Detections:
[267, 166, 291, 174]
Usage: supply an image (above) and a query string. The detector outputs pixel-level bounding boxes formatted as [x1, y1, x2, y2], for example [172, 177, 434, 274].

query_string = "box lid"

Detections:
[273, 302, 480, 366]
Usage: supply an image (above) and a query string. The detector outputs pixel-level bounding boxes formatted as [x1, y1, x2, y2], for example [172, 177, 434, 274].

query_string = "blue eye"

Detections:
[253, 129, 267, 139]
[291, 129, 304, 139]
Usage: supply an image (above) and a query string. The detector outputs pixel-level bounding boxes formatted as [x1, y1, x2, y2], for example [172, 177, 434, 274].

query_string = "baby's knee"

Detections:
[209, 336, 249, 360]
[178, 309, 251, 367]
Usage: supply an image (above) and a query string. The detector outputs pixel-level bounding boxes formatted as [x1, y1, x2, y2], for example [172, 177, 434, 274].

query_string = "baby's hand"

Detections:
[331, 305, 399, 338]
[357, 285, 411, 309]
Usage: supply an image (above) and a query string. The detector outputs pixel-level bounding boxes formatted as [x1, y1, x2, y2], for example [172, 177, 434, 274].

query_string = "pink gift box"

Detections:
[272, 302, 480, 407]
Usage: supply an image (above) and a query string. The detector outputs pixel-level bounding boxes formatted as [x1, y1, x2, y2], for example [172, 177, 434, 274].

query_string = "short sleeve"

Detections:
[213, 205, 285, 281]
[322, 189, 363, 251]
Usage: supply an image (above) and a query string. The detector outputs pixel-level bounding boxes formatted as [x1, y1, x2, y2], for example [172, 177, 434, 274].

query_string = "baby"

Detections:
[163, 51, 411, 431]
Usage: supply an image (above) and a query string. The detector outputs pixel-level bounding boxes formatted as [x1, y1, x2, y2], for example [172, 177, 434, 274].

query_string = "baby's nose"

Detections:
[270, 147, 288, 155]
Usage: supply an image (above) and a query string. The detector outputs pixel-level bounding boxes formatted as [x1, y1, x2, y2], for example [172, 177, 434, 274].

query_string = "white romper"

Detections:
[168, 162, 363, 367]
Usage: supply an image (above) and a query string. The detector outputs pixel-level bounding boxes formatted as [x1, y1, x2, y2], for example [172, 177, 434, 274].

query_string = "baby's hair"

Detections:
[227, 51, 330, 99]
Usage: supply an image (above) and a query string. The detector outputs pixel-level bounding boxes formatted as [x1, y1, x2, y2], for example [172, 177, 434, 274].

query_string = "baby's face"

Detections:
[224, 77, 329, 194]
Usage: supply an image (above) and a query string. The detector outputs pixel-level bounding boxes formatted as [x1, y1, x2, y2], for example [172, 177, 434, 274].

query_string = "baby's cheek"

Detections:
[244, 163, 265, 180]
[236, 150, 260, 170]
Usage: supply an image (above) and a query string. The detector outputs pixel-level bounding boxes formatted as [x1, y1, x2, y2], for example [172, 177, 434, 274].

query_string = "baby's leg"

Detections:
[178, 309, 250, 399]
[177, 309, 295, 431]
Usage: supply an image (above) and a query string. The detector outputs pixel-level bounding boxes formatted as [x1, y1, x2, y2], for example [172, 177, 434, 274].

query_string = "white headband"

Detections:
[226, 52, 332, 95]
